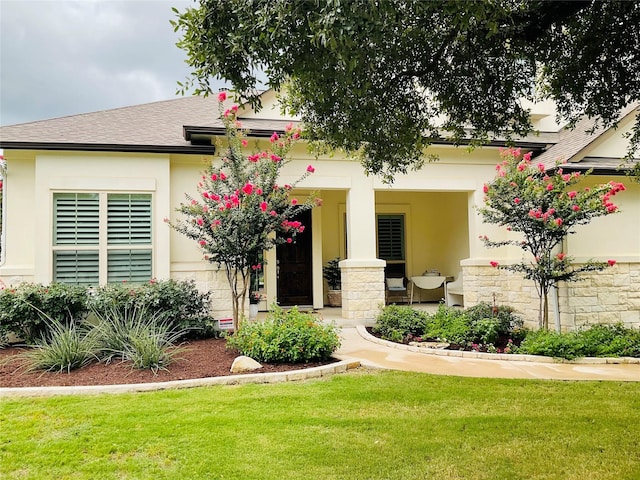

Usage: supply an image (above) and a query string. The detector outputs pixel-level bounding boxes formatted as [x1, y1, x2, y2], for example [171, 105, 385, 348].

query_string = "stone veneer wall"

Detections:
[462, 263, 640, 331]
[340, 264, 386, 320]
[560, 262, 640, 329]
[171, 266, 239, 321]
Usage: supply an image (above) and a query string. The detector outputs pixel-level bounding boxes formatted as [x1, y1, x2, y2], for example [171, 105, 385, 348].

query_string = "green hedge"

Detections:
[0, 283, 89, 344]
[517, 324, 640, 359]
[88, 279, 216, 338]
[0, 279, 217, 344]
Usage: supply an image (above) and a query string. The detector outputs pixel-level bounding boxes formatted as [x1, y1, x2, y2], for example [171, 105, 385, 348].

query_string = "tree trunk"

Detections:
[225, 265, 250, 331]
[542, 290, 549, 330]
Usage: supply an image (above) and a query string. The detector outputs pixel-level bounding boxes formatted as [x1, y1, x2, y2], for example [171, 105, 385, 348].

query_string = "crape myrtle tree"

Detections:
[168, 93, 318, 330]
[479, 148, 625, 330]
[172, 1, 640, 182]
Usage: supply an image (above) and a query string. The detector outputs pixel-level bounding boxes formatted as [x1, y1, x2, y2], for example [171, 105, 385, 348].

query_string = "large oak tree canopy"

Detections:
[173, 0, 640, 180]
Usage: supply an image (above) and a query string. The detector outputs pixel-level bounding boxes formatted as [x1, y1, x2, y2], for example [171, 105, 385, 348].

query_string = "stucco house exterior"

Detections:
[0, 91, 638, 329]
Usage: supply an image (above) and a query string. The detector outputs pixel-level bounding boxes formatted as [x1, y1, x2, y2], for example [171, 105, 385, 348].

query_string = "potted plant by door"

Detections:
[323, 257, 342, 307]
[249, 291, 262, 320]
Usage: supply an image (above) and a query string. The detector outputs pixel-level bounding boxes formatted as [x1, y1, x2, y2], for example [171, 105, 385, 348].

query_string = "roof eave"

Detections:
[0, 141, 216, 155]
[183, 125, 550, 151]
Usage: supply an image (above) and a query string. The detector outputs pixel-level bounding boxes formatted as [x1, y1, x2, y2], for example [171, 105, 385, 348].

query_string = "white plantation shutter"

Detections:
[107, 194, 152, 245]
[53, 250, 99, 285]
[52, 192, 152, 285]
[53, 193, 99, 245]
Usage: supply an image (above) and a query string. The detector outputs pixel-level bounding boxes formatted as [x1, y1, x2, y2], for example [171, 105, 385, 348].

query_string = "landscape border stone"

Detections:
[356, 325, 640, 365]
[0, 359, 361, 398]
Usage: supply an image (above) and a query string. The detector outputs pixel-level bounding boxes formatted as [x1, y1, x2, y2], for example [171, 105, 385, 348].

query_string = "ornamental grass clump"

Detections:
[21, 320, 100, 374]
[226, 305, 340, 363]
[92, 306, 186, 373]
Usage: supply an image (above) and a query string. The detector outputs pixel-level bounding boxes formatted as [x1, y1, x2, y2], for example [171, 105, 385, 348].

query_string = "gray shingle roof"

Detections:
[0, 94, 295, 154]
[534, 102, 639, 170]
[0, 96, 221, 149]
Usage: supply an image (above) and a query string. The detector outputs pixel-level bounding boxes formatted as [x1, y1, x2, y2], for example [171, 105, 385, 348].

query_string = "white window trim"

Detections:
[0, 160, 6, 266]
[52, 191, 154, 285]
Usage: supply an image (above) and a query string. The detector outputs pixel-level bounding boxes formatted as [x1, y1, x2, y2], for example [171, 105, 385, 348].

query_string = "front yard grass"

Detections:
[1, 370, 639, 479]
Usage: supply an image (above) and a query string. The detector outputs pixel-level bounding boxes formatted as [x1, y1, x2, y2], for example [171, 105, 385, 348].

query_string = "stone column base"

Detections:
[339, 259, 386, 320]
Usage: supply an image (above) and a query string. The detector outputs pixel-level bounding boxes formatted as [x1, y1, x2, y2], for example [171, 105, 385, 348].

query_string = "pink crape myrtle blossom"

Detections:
[167, 96, 319, 330]
[479, 147, 625, 330]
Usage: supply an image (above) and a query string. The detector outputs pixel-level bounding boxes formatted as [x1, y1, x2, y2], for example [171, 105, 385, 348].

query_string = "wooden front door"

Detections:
[277, 209, 313, 306]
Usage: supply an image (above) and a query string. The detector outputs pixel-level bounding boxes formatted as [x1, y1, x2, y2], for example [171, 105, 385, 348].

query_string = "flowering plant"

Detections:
[479, 148, 624, 329]
[249, 291, 264, 304]
[168, 92, 318, 329]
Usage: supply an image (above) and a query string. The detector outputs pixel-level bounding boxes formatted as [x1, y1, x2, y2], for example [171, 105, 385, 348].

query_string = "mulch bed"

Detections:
[0, 337, 336, 388]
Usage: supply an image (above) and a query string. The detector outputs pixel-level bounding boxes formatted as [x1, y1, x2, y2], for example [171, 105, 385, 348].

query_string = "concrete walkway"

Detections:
[334, 325, 640, 382]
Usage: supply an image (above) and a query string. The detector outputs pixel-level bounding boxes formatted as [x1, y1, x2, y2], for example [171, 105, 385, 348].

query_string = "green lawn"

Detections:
[1, 370, 639, 479]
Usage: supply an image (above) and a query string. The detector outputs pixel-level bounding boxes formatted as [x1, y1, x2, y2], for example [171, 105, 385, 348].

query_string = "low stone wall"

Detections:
[462, 262, 640, 331]
[561, 262, 640, 329]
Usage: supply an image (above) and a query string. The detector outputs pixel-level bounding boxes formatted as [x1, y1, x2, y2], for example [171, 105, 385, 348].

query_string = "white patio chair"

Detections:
[445, 272, 464, 306]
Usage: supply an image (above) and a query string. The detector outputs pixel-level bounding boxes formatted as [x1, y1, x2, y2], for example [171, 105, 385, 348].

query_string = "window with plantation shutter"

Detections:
[377, 215, 405, 261]
[107, 249, 152, 283]
[53, 250, 99, 285]
[54, 193, 99, 245]
[107, 194, 151, 245]
[52, 192, 152, 285]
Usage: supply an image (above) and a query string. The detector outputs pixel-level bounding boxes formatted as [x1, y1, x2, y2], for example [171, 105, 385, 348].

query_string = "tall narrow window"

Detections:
[52, 192, 152, 285]
[107, 194, 152, 283]
[377, 214, 405, 276]
[53, 193, 100, 285]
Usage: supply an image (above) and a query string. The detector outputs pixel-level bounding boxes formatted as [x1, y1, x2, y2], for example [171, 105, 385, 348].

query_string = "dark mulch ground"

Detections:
[0, 337, 336, 388]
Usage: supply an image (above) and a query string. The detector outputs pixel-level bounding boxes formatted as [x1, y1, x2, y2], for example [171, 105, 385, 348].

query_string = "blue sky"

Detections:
[0, 0, 228, 126]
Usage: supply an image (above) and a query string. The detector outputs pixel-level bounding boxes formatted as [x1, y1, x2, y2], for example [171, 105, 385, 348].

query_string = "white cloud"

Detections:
[0, 0, 213, 126]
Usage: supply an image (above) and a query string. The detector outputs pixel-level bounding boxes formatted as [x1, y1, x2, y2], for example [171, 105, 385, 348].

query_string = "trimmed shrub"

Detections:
[373, 305, 429, 343]
[465, 302, 524, 339]
[89, 279, 217, 338]
[423, 305, 472, 345]
[226, 306, 340, 363]
[516, 329, 582, 360]
[0, 283, 89, 344]
[517, 324, 640, 360]
[575, 323, 638, 358]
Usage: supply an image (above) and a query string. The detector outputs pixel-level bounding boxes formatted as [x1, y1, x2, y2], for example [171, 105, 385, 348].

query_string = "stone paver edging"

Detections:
[0, 360, 361, 398]
[356, 325, 640, 365]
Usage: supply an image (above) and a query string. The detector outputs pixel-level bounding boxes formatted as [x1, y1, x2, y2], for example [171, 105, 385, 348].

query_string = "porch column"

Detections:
[339, 180, 386, 320]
